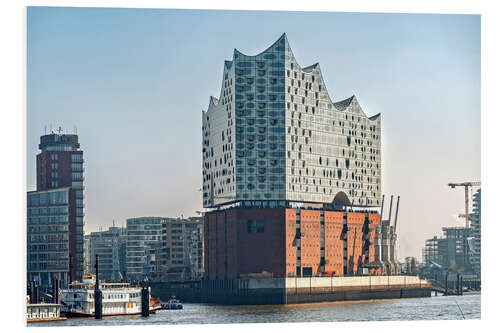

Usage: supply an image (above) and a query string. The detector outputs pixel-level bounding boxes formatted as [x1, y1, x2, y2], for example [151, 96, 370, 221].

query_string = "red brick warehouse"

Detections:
[203, 207, 381, 279]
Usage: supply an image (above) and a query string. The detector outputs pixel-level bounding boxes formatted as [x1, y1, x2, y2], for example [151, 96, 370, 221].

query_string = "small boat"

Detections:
[160, 296, 183, 310]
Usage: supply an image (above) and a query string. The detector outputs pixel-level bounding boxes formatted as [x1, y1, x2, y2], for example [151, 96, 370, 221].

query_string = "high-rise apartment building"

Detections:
[125, 217, 164, 281]
[469, 189, 481, 275]
[27, 132, 85, 286]
[202, 34, 383, 279]
[202, 33, 381, 209]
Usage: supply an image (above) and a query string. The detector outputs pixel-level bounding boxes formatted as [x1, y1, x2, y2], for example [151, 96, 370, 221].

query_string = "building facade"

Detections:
[422, 226, 473, 273]
[83, 234, 91, 275]
[27, 132, 85, 285]
[469, 189, 481, 275]
[204, 207, 381, 279]
[202, 33, 381, 209]
[442, 227, 472, 272]
[27, 188, 73, 287]
[422, 236, 446, 266]
[202, 34, 383, 280]
[125, 217, 164, 281]
[89, 226, 126, 281]
[157, 217, 204, 281]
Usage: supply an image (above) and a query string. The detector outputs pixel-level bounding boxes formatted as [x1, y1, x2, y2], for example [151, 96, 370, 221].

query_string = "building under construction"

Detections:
[422, 226, 473, 273]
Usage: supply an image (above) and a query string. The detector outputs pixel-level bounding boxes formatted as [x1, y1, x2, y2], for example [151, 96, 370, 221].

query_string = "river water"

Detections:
[30, 293, 480, 326]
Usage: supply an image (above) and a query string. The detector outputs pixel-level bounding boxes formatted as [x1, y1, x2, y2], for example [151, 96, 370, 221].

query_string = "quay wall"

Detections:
[151, 276, 431, 305]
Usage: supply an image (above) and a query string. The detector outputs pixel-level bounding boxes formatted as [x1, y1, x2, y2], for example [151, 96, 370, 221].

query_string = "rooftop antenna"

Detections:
[74, 125, 77, 135]
[57, 126, 62, 134]
[50, 123, 53, 134]
[113, 219, 115, 228]
[44, 125, 47, 135]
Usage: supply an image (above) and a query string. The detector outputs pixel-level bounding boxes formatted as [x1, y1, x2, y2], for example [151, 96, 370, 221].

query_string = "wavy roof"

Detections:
[205, 33, 380, 122]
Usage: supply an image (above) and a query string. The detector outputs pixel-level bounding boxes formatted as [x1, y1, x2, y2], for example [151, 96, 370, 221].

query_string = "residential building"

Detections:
[422, 226, 473, 273]
[89, 226, 127, 281]
[27, 188, 72, 287]
[27, 132, 85, 286]
[422, 236, 446, 266]
[125, 217, 164, 281]
[83, 234, 91, 275]
[442, 227, 472, 272]
[469, 188, 481, 276]
[157, 217, 203, 281]
[202, 34, 383, 279]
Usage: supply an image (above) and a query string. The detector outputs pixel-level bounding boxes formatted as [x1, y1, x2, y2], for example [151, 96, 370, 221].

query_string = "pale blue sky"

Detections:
[27, 7, 480, 258]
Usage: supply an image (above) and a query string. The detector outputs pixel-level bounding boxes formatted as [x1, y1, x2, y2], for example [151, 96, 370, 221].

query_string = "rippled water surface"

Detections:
[30, 293, 480, 326]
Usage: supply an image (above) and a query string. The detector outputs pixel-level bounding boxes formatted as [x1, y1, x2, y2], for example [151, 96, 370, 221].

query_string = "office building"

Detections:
[27, 132, 85, 285]
[125, 217, 164, 281]
[202, 34, 382, 279]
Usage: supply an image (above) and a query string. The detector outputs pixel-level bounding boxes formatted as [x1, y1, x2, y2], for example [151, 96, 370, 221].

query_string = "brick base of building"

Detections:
[203, 207, 382, 279]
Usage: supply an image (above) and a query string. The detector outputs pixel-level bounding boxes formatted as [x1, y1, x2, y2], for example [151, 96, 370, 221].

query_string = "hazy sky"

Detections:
[27, 7, 480, 259]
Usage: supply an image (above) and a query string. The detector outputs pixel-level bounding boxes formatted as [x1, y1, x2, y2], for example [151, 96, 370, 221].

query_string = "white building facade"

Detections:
[202, 33, 381, 208]
[125, 217, 164, 281]
[469, 189, 481, 276]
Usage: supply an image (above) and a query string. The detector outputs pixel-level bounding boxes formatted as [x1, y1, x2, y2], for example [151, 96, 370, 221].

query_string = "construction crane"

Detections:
[447, 181, 481, 228]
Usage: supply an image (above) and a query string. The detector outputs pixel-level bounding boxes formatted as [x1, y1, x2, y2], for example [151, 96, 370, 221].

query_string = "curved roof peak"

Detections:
[233, 32, 288, 58]
[302, 62, 319, 73]
[209, 96, 219, 106]
[333, 95, 356, 110]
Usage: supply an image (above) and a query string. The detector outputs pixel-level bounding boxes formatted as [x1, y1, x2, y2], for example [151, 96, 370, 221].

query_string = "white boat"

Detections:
[61, 274, 161, 317]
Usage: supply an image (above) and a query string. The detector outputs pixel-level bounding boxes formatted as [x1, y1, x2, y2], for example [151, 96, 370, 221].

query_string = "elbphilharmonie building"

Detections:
[202, 33, 381, 209]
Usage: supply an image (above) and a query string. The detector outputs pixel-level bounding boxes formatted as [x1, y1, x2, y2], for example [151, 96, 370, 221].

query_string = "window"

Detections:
[247, 220, 264, 233]
[72, 181, 83, 189]
[72, 173, 83, 181]
[71, 154, 83, 163]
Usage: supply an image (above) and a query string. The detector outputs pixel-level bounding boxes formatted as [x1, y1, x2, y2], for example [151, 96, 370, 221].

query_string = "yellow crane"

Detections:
[447, 181, 481, 228]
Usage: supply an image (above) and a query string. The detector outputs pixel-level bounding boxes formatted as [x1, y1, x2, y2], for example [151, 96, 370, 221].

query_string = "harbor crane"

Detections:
[447, 181, 481, 228]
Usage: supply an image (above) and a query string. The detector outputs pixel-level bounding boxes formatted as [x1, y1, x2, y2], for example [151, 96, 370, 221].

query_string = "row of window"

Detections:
[71, 154, 83, 162]
[28, 206, 68, 216]
[28, 190, 68, 206]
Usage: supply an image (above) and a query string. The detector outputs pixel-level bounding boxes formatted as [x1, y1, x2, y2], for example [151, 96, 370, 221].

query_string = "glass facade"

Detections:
[27, 188, 70, 287]
[202, 34, 381, 208]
